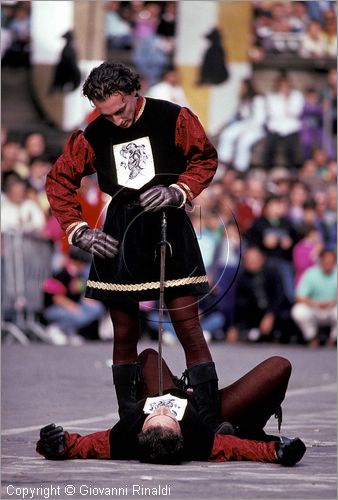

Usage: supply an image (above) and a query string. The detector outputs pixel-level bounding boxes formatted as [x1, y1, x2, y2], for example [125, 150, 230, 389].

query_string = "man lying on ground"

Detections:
[36, 349, 306, 466]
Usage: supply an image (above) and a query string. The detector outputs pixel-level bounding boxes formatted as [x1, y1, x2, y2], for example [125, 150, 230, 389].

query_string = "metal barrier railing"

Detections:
[2, 231, 54, 344]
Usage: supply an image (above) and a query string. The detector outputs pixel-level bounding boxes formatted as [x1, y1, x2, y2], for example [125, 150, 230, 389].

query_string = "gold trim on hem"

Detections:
[87, 275, 208, 292]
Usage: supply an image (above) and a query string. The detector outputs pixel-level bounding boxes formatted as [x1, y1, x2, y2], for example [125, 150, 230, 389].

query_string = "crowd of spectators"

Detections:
[105, 1, 176, 89]
[250, 1, 337, 62]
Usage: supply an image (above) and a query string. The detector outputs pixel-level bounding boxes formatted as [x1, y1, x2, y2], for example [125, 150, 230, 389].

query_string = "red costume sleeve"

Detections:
[175, 108, 218, 201]
[209, 434, 278, 463]
[45, 131, 96, 233]
[36, 430, 111, 460]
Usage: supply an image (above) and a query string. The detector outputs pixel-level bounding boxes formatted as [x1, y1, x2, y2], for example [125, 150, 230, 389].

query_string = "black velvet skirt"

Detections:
[85, 201, 209, 304]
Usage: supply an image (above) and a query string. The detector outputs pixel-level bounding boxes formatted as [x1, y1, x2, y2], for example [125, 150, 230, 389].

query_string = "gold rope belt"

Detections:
[87, 275, 208, 292]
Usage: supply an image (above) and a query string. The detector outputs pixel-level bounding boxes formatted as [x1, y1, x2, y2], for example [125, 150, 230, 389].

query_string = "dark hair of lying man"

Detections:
[137, 427, 184, 464]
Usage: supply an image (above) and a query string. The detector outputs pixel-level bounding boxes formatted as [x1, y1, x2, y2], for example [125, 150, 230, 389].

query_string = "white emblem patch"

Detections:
[143, 393, 188, 421]
[113, 136, 155, 189]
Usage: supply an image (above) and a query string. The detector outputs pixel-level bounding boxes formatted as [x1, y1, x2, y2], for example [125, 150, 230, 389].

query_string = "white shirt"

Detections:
[265, 90, 305, 136]
[146, 82, 189, 107]
[1, 197, 45, 232]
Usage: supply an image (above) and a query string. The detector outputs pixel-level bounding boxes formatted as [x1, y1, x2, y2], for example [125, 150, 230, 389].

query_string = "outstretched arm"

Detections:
[36, 423, 111, 460]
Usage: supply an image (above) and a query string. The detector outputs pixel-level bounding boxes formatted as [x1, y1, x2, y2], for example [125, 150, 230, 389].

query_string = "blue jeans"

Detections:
[44, 299, 105, 335]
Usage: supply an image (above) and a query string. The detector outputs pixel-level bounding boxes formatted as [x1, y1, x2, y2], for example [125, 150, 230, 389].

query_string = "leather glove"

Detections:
[38, 423, 65, 458]
[139, 185, 183, 212]
[72, 225, 119, 259]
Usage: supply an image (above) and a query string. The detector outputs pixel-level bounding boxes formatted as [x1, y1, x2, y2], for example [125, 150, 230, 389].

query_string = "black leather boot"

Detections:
[276, 437, 306, 466]
[112, 363, 143, 419]
[185, 362, 234, 434]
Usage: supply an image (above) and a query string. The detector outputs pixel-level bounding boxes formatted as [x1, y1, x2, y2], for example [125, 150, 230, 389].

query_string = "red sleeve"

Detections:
[45, 131, 96, 233]
[36, 430, 111, 460]
[175, 108, 218, 201]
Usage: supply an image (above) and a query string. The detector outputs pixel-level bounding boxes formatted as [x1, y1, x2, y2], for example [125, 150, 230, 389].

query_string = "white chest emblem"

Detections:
[113, 136, 155, 189]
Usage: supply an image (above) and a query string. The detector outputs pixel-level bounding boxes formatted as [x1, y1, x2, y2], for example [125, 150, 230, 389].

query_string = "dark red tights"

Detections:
[138, 349, 291, 432]
[109, 296, 211, 366]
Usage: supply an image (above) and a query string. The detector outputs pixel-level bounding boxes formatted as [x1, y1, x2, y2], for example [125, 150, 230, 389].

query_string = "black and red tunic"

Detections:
[46, 97, 218, 303]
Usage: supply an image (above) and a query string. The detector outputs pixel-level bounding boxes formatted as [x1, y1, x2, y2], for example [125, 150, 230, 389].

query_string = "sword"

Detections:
[157, 210, 172, 396]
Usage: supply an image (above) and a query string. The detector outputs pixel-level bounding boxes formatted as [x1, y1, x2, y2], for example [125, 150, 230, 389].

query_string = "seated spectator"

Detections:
[287, 180, 310, 228]
[235, 176, 266, 232]
[293, 224, 323, 285]
[146, 299, 224, 345]
[314, 189, 337, 250]
[211, 222, 241, 337]
[227, 246, 291, 343]
[300, 88, 323, 161]
[24, 132, 47, 162]
[42, 247, 106, 346]
[322, 8, 337, 58]
[298, 20, 326, 58]
[190, 210, 222, 274]
[1, 176, 45, 233]
[289, 1, 310, 33]
[1, 140, 29, 185]
[245, 194, 298, 302]
[263, 74, 304, 170]
[267, 167, 293, 196]
[146, 66, 189, 107]
[217, 79, 266, 172]
[291, 249, 337, 347]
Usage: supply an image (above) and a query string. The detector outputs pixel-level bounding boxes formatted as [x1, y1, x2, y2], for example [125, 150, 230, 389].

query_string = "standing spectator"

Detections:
[217, 79, 266, 172]
[293, 224, 323, 286]
[146, 66, 189, 107]
[245, 194, 297, 302]
[3, 1, 30, 67]
[26, 156, 51, 214]
[1, 176, 45, 233]
[263, 74, 304, 169]
[291, 249, 337, 347]
[300, 88, 323, 161]
[321, 69, 337, 159]
[105, 1, 132, 51]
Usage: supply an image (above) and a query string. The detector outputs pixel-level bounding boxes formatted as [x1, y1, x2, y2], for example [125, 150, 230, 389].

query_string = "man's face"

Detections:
[93, 92, 137, 128]
[320, 252, 336, 274]
[142, 406, 181, 433]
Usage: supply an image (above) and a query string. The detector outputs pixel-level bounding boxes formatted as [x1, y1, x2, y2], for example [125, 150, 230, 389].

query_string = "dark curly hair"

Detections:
[137, 427, 184, 465]
[82, 62, 141, 101]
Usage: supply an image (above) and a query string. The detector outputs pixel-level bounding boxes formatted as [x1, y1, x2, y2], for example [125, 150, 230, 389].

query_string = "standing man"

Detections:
[46, 62, 223, 431]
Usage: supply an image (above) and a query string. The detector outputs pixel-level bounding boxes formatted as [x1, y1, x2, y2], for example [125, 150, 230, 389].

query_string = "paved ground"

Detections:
[1, 340, 336, 500]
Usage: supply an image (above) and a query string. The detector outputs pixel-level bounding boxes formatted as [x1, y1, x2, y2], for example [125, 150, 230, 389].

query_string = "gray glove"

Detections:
[72, 225, 119, 259]
[139, 185, 183, 212]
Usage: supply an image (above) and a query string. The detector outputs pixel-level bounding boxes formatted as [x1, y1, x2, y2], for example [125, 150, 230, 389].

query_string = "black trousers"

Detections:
[263, 131, 300, 169]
